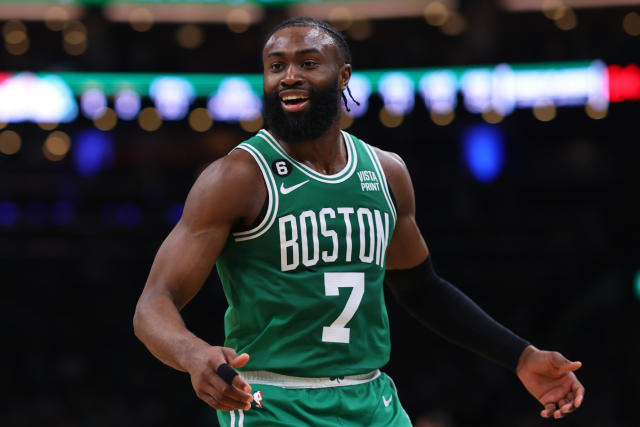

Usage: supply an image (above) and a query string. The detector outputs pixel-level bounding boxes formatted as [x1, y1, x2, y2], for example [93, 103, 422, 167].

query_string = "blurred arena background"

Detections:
[1, 0, 639, 426]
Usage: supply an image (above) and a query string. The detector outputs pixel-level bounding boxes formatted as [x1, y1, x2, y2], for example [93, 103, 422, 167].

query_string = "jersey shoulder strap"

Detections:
[229, 132, 280, 242]
[346, 133, 397, 223]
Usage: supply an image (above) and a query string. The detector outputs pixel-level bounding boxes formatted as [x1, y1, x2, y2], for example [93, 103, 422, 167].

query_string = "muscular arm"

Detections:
[377, 148, 584, 418]
[377, 148, 528, 369]
[133, 149, 265, 411]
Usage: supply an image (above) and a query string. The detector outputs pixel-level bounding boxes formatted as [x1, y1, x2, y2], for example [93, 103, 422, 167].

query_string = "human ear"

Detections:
[339, 64, 352, 91]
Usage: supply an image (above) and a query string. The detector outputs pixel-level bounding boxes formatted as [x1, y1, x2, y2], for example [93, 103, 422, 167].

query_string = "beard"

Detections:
[263, 78, 341, 143]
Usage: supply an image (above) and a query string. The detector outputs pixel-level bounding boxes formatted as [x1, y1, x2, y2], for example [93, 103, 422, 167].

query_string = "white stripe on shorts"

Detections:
[229, 410, 244, 427]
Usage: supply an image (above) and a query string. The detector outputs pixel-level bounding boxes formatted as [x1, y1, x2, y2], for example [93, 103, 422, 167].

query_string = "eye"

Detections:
[302, 60, 317, 68]
[269, 62, 284, 72]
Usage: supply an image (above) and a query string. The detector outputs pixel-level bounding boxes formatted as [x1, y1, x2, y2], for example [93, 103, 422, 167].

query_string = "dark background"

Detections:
[2, 1, 639, 426]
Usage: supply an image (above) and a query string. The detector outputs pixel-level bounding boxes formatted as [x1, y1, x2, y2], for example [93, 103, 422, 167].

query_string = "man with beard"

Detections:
[134, 17, 584, 426]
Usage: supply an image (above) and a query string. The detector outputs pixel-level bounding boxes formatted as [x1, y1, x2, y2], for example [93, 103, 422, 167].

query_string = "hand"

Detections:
[185, 345, 253, 412]
[516, 345, 585, 419]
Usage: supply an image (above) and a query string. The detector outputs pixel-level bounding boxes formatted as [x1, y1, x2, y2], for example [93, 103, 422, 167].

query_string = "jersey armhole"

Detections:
[230, 144, 280, 242]
[232, 196, 269, 233]
[387, 184, 398, 210]
[361, 142, 398, 223]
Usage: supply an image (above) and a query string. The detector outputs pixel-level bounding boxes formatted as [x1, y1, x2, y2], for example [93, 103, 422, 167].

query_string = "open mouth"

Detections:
[280, 94, 310, 112]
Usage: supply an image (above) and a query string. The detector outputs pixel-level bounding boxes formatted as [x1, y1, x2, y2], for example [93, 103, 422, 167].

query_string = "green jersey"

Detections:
[216, 129, 397, 377]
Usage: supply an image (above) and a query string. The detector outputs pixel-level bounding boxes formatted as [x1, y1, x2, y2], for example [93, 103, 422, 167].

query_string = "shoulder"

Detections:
[370, 146, 415, 216]
[182, 147, 265, 228]
[371, 146, 407, 181]
[192, 148, 261, 195]
[347, 132, 408, 186]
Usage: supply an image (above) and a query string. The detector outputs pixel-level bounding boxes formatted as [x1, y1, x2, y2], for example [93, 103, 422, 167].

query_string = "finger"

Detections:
[551, 352, 582, 371]
[217, 363, 240, 385]
[220, 351, 252, 392]
[564, 392, 575, 410]
[541, 403, 556, 418]
[558, 396, 575, 414]
[221, 350, 252, 393]
[551, 400, 566, 419]
[211, 388, 252, 411]
[216, 361, 252, 394]
[203, 378, 252, 410]
[198, 390, 234, 412]
[221, 347, 238, 361]
[553, 398, 576, 419]
[210, 371, 253, 406]
[561, 361, 582, 372]
[211, 352, 252, 394]
[233, 372, 252, 394]
[216, 363, 252, 395]
[229, 352, 250, 368]
[572, 379, 585, 407]
[202, 368, 252, 404]
[221, 348, 251, 367]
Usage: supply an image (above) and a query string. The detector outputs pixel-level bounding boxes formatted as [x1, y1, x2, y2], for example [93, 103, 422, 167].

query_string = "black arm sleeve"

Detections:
[385, 256, 530, 372]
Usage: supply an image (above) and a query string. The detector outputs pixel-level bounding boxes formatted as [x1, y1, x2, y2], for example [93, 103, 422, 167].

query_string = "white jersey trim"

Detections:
[231, 143, 279, 242]
[257, 129, 358, 184]
[362, 143, 397, 223]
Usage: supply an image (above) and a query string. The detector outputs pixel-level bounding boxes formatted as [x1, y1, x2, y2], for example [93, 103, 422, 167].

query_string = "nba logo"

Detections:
[252, 390, 263, 408]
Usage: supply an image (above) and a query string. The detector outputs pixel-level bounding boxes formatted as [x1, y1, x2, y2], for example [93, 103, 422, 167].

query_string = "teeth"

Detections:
[281, 95, 308, 101]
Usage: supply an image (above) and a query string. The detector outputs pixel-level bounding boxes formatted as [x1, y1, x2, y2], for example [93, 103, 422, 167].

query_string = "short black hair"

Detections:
[263, 16, 352, 65]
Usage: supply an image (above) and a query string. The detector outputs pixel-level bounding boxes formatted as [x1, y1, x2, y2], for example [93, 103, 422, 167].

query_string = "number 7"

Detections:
[321, 272, 365, 344]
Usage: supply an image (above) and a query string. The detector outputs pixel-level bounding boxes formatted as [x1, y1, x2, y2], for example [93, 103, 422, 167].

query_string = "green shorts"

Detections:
[217, 370, 411, 427]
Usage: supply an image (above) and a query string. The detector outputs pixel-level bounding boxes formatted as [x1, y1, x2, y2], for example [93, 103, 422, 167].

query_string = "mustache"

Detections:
[277, 87, 310, 95]
[263, 78, 340, 143]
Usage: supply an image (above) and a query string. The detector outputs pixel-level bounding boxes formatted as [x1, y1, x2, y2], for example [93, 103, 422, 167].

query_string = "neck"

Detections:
[273, 119, 346, 175]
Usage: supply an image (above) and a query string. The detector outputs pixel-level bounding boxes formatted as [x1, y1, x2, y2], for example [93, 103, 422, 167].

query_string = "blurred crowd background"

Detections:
[1, 0, 639, 426]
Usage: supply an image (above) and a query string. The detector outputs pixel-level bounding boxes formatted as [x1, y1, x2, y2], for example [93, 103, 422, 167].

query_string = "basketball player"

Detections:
[134, 17, 584, 426]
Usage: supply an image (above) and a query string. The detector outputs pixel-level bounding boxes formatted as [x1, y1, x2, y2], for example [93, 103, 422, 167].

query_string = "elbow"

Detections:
[385, 271, 421, 305]
[132, 299, 146, 340]
[389, 286, 420, 311]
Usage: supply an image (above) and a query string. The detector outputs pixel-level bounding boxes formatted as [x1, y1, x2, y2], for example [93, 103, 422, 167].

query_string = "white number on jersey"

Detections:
[275, 161, 289, 176]
[321, 272, 364, 344]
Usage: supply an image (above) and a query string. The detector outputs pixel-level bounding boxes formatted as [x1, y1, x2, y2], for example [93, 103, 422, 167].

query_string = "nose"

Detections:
[281, 64, 303, 88]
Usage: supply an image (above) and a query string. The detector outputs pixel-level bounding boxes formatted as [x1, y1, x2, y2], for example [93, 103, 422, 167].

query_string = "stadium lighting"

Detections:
[378, 72, 415, 116]
[150, 76, 195, 121]
[501, 0, 640, 11]
[81, 88, 107, 120]
[114, 89, 141, 121]
[207, 77, 262, 122]
[463, 124, 505, 183]
[419, 70, 457, 114]
[342, 73, 371, 118]
[72, 129, 114, 177]
[0, 201, 19, 226]
[0, 60, 629, 124]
